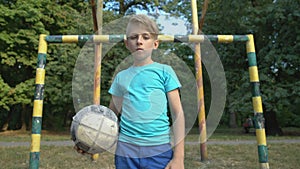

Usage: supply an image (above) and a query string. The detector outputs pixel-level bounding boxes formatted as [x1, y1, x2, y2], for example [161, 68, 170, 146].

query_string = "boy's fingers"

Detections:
[73, 146, 94, 156]
[74, 146, 84, 154]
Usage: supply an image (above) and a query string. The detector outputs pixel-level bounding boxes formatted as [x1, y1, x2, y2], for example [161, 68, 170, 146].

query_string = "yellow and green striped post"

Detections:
[29, 34, 47, 169]
[44, 34, 251, 44]
[246, 34, 269, 169]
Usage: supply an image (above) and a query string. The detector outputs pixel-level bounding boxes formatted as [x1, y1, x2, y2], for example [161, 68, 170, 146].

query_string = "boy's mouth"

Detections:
[136, 48, 144, 51]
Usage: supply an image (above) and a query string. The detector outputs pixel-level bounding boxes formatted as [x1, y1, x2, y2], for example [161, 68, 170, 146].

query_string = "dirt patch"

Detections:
[0, 130, 30, 136]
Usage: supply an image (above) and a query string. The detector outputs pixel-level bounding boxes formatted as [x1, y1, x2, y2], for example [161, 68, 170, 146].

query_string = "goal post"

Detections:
[29, 34, 269, 169]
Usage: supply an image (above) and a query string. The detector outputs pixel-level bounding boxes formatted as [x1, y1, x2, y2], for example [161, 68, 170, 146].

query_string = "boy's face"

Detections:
[125, 22, 159, 62]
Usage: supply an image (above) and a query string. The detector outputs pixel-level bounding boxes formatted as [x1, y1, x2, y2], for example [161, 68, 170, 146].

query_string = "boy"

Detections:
[109, 14, 185, 169]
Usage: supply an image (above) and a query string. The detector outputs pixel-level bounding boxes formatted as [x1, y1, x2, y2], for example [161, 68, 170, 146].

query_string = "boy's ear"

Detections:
[124, 39, 129, 49]
[153, 39, 159, 49]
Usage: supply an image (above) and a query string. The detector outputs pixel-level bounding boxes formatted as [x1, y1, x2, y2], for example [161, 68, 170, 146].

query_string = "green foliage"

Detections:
[13, 78, 35, 105]
[0, 75, 13, 110]
[253, 0, 300, 127]
[0, 0, 299, 130]
[162, 0, 300, 127]
[0, 0, 95, 130]
[202, 0, 300, 127]
[0, 0, 49, 67]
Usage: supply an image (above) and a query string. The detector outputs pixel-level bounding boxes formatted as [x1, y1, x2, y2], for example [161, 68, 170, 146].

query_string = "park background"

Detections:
[0, 0, 299, 168]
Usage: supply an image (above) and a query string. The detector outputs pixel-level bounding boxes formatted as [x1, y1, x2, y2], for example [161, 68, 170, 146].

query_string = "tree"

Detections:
[0, 0, 132, 131]
[1, 0, 299, 134]
[161, 0, 300, 135]
[252, 0, 300, 134]
[0, 0, 94, 130]
[205, 0, 300, 135]
[0, 0, 49, 130]
[104, 0, 160, 15]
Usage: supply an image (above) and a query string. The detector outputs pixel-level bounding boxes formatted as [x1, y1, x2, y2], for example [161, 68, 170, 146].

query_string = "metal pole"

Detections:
[246, 34, 269, 169]
[29, 34, 47, 169]
[29, 33, 268, 167]
[45, 34, 250, 43]
[191, 0, 208, 161]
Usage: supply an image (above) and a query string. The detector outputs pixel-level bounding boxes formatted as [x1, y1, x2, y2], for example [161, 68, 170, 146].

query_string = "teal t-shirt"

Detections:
[109, 62, 181, 146]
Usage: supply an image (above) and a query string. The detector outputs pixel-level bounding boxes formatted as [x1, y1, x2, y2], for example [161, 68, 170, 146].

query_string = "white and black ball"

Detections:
[71, 105, 119, 154]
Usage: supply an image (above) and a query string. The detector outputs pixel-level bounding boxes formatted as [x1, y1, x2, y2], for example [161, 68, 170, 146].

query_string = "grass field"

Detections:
[1, 128, 299, 169]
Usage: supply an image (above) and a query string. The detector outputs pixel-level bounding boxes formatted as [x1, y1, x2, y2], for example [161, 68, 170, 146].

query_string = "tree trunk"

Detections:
[63, 110, 73, 127]
[1, 112, 12, 131]
[229, 112, 238, 128]
[20, 104, 27, 131]
[263, 108, 283, 136]
[28, 110, 32, 131]
[119, 0, 125, 15]
[1, 122, 9, 131]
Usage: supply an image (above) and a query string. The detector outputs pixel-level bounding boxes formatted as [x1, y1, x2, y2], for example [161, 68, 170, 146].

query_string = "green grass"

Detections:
[1, 143, 300, 169]
[185, 143, 300, 169]
[0, 146, 115, 169]
[1, 127, 299, 142]
[0, 130, 70, 142]
[1, 127, 299, 169]
[185, 127, 300, 142]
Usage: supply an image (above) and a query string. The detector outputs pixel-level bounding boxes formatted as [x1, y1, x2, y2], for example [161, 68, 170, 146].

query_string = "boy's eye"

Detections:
[128, 33, 152, 40]
[142, 34, 151, 40]
[128, 35, 138, 40]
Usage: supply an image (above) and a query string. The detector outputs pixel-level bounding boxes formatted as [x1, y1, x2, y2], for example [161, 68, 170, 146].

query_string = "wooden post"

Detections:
[191, 0, 208, 161]
[91, 0, 103, 161]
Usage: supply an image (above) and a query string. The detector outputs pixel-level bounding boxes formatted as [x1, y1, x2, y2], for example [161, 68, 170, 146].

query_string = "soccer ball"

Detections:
[71, 105, 119, 154]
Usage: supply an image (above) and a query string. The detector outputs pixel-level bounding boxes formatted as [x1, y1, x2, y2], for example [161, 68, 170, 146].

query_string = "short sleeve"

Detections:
[164, 65, 181, 92]
[108, 74, 124, 97]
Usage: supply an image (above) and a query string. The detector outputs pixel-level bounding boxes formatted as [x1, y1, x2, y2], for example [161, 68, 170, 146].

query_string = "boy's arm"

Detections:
[109, 95, 123, 116]
[165, 89, 185, 169]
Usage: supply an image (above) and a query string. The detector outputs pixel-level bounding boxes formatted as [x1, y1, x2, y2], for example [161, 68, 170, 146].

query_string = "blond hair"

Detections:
[126, 14, 159, 39]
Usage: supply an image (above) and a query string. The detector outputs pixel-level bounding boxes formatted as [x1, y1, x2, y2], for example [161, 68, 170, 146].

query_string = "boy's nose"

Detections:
[137, 35, 143, 44]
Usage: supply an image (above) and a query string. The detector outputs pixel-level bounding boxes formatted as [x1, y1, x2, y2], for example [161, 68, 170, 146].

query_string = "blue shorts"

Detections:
[115, 141, 173, 169]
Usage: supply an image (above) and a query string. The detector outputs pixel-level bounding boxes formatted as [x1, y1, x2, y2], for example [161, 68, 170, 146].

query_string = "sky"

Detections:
[135, 8, 189, 35]
[155, 15, 189, 35]
[103, 2, 189, 35]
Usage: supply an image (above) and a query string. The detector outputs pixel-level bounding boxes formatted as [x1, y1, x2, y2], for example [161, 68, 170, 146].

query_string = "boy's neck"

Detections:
[133, 58, 154, 67]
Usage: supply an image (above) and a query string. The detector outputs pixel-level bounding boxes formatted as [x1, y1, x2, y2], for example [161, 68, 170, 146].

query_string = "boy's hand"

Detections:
[73, 145, 92, 155]
[164, 158, 184, 169]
